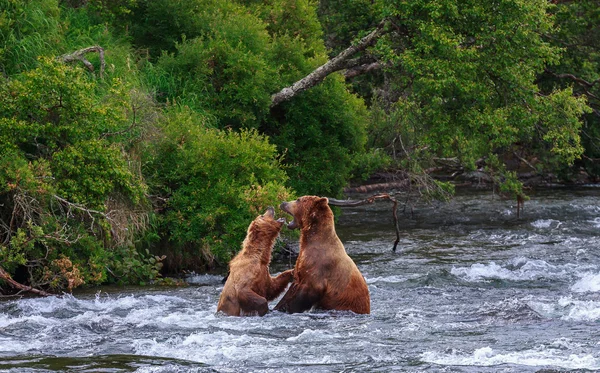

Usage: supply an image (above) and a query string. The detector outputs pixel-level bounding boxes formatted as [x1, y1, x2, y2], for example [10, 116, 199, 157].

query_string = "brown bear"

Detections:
[274, 196, 370, 314]
[217, 207, 294, 316]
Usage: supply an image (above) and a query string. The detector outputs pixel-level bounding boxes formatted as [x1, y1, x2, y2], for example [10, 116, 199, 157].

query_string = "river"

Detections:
[1, 188, 600, 372]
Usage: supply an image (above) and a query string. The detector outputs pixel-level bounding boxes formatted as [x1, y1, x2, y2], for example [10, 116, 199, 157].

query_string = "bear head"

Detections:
[280, 195, 331, 231]
[243, 206, 285, 250]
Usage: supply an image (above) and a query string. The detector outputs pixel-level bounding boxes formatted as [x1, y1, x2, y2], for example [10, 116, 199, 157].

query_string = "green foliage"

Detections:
[382, 0, 561, 158]
[2, 0, 598, 290]
[318, 0, 382, 54]
[137, 0, 372, 196]
[0, 58, 146, 207]
[142, 107, 293, 266]
[329, 0, 594, 195]
[535, 88, 591, 166]
[0, 0, 62, 74]
[267, 74, 372, 196]
[127, 0, 245, 56]
[540, 1, 600, 179]
[150, 22, 277, 128]
[0, 228, 29, 273]
[105, 247, 164, 286]
[0, 57, 155, 291]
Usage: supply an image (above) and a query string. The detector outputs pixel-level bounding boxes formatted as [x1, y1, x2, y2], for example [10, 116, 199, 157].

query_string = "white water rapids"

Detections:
[1, 188, 600, 372]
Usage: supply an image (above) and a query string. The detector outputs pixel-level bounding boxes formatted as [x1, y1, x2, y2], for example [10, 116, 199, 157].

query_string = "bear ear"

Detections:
[318, 197, 329, 206]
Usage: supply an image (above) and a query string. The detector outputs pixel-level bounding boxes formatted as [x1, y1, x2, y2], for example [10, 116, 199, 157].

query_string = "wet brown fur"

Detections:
[275, 196, 370, 314]
[217, 208, 293, 316]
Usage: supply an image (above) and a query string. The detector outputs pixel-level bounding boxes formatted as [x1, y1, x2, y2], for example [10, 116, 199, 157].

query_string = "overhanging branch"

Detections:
[545, 69, 600, 88]
[344, 62, 383, 79]
[270, 20, 389, 107]
[0, 266, 51, 297]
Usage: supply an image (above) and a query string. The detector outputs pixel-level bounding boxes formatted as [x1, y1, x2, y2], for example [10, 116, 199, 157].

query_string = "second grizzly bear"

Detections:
[217, 207, 294, 316]
[275, 196, 370, 314]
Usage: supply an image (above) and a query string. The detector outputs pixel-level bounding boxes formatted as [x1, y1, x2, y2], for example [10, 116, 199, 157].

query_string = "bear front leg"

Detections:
[238, 289, 269, 316]
[274, 282, 323, 313]
[266, 269, 294, 301]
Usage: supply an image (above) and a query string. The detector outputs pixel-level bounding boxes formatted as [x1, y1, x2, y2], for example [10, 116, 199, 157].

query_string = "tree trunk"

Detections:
[270, 21, 388, 107]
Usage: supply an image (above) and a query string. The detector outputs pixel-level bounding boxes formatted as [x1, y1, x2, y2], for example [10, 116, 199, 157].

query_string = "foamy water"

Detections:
[422, 344, 600, 370]
[572, 272, 600, 293]
[1, 189, 600, 372]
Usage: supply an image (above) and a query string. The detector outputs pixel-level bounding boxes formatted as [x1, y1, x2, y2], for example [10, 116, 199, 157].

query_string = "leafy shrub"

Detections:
[142, 107, 293, 268]
[138, 0, 374, 197]
[266, 74, 373, 197]
[0, 58, 157, 291]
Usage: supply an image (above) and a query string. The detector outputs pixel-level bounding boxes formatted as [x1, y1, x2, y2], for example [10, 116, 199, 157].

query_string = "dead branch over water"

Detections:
[0, 266, 51, 297]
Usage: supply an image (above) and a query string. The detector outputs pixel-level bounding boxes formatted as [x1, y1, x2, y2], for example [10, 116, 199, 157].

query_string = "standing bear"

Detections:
[217, 207, 294, 316]
[275, 196, 370, 314]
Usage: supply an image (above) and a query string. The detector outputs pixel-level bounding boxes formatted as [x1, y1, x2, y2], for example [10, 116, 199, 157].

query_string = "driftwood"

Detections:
[0, 266, 51, 297]
[60, 46, 106, 77]
[328, 193, 401, 252]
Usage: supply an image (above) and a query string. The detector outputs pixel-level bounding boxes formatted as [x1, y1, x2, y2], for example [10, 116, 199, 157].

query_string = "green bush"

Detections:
[0, 58, 158, 291]
[266, 74, 373, 196]
[141, 1, 374, 197]
[142, 107, 293, 268]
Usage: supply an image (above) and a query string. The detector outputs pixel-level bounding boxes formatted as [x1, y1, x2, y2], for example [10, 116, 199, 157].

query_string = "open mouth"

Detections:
[286, 218, 297, 230]
[280, 202, 297, 230]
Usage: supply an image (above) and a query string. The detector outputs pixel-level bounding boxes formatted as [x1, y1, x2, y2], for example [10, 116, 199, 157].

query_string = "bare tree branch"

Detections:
[328, 193, 401, 252]
[52, 194, 107, 218]
[344, 62, 383, 79]
[545, 69, 600, 88]
[0, 266, 52, 297]
[60, 46, 106, 78]
[512, 151, 538, 172]
[271, 20, 389, 107]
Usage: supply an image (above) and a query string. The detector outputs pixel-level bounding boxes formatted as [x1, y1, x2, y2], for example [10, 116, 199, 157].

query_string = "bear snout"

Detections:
[280, 201, 298, 230]
[264, 206, 275, 218]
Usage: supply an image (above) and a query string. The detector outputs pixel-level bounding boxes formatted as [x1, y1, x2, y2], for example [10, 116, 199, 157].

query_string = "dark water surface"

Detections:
[2, 188, 600, 372]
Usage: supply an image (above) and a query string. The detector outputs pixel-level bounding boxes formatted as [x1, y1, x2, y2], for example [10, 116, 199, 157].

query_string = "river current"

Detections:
[1, 188, 600, 372]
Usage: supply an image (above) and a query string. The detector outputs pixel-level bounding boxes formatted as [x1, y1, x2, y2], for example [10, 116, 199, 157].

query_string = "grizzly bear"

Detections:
[217, 207, 294, 316]
[274, 196, 370, 314]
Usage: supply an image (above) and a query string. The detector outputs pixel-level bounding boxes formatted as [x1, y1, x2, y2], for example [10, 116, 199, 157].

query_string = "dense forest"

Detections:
[1, 0, 598, 293]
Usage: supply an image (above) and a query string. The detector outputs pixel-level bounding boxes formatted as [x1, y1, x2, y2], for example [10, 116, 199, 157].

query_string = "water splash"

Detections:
[450, 257, 575, 282]
[572, 272, 600, 293]
[422, 344, 600, 370]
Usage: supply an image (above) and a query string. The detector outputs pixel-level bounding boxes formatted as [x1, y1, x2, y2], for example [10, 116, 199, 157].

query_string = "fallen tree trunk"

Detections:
[328, 193, 401, 252]
[344, 61, 383, 79]
[270, 20, 388, 107]
[0, 266, 51, 297]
